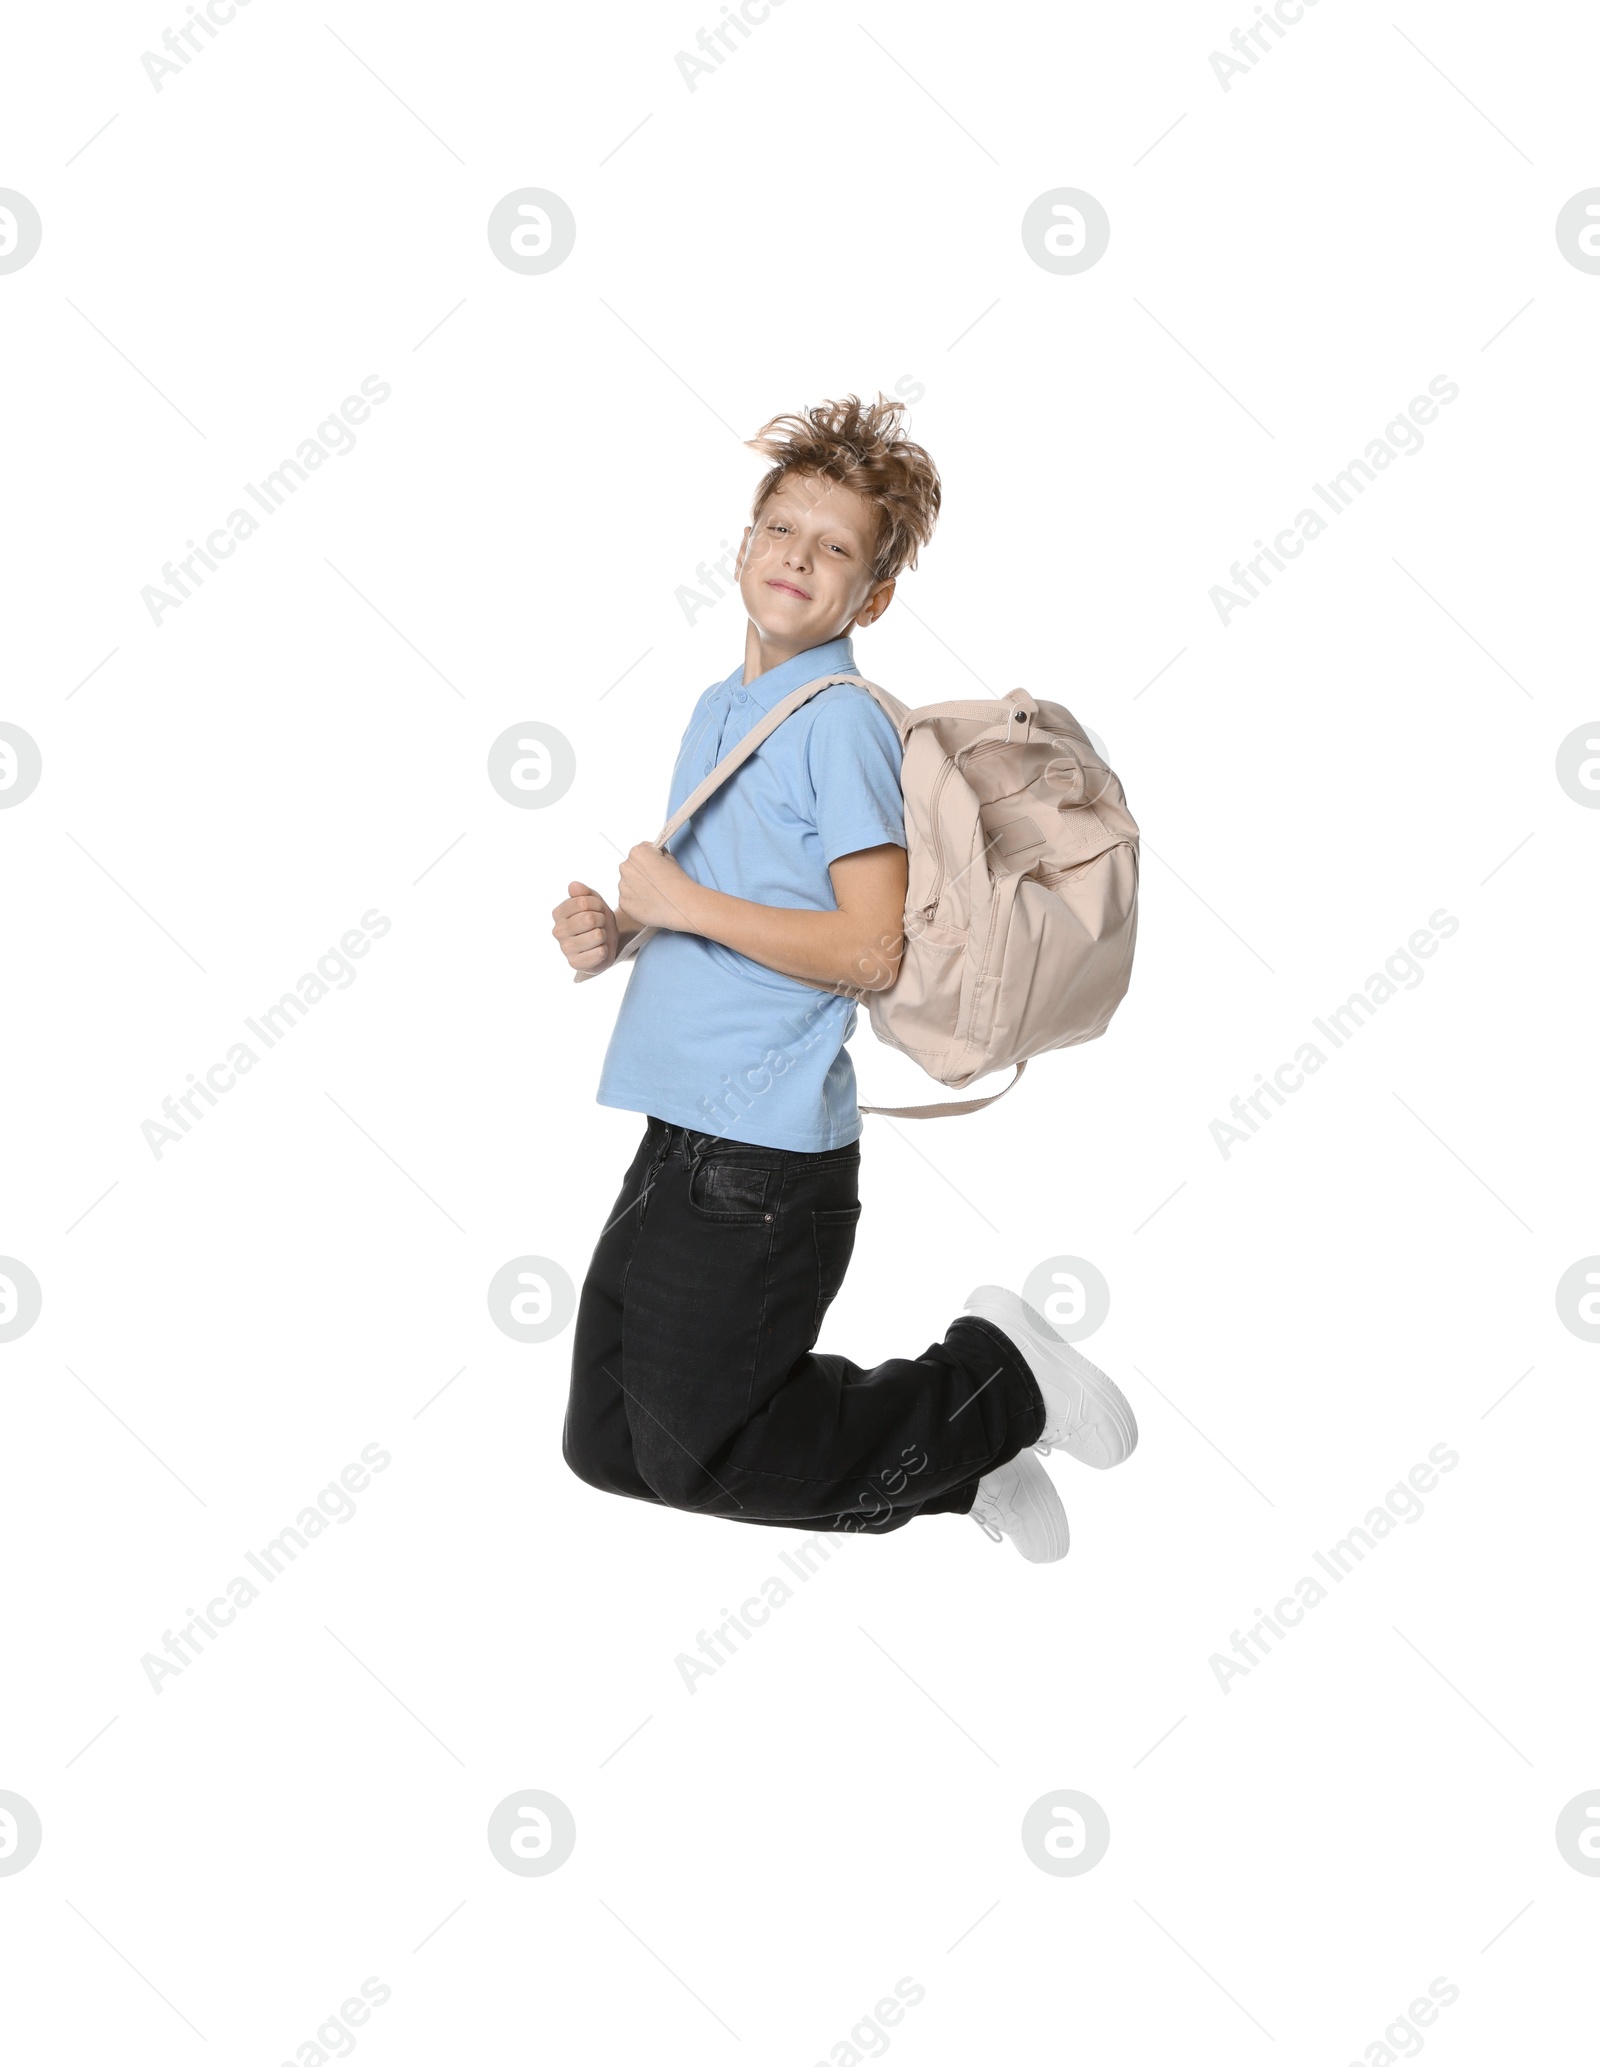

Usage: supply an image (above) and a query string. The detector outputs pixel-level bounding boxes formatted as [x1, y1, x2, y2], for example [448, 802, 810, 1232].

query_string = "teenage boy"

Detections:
[552, 396, 1136, 1561]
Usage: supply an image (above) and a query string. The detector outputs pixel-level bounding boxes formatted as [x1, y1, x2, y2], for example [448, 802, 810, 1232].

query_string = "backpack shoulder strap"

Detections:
[654, 672, 902, 847]
[573, 672, 902, 984]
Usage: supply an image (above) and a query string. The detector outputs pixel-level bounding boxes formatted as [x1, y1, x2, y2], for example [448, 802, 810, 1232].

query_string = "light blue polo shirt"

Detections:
[595, 636, 906, 1152]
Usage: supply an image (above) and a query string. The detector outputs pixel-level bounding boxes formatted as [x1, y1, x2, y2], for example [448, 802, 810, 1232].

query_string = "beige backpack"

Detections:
[577, 672, 1139, 1118]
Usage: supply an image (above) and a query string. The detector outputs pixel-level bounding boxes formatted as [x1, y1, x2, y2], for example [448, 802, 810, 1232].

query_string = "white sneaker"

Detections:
[969, 1451, 1070, 1563]
[963, 1285, 1138, 1469]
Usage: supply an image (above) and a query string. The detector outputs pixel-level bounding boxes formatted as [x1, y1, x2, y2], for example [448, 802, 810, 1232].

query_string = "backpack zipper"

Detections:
[955, 855, 1010, 1051]
[920, 756, 956, 918]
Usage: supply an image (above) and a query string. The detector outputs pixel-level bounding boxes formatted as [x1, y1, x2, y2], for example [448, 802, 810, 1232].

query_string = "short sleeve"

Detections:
[664, 685, 719, 825]
[804, 688, 907, 866]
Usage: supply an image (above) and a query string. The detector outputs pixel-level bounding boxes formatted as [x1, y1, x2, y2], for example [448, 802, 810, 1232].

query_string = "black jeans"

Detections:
[563, 1116, 1045, 1534]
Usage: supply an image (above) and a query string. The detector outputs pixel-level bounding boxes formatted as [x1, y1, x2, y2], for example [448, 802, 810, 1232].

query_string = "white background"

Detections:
[3, 1, 1598, 2061]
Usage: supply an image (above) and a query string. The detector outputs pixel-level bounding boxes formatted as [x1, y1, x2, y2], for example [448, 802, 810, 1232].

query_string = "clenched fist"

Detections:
[616, 842, 700, 932]
[551, 881, 621, 973]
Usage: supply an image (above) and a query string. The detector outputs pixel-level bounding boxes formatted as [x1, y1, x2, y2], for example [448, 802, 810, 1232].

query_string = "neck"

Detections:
[742, 619, 846, 686]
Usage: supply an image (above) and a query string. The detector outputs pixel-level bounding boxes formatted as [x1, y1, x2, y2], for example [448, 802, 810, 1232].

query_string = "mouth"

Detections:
[766, 579, 811, 601]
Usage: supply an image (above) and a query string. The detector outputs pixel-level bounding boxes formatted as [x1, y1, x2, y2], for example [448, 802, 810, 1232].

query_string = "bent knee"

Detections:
[562, 1420, 635, 1499]
[633, 1439, 723, 1513]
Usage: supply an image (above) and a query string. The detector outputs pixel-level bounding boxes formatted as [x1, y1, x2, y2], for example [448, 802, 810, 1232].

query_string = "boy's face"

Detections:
[737, 473, 895, 656]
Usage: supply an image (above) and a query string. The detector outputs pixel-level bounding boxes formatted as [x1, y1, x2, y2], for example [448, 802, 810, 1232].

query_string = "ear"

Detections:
[734, 524, 752, 575]
[856, 576, 896, 628]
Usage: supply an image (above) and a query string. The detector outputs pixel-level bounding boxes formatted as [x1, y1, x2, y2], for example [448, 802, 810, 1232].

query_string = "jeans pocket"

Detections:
[689, 1157, 774, 1223]
[812, 1202, 863, 1331]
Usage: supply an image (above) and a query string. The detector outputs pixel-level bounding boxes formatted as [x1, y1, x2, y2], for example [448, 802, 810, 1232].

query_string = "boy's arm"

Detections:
[616, 841, 908, 993]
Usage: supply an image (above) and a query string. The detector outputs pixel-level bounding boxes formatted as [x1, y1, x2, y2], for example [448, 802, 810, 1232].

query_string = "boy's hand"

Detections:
[617, 843, 702, 933]
[551, 881, 621, 972]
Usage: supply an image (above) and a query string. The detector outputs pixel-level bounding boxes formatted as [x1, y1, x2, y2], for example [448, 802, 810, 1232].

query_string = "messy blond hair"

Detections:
[746, 392, 941, 584]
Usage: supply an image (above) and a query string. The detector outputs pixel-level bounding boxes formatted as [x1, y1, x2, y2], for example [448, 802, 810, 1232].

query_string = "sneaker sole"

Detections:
[965, 1287, 1138, 1469]
[1001, 1455, 1071, 1563]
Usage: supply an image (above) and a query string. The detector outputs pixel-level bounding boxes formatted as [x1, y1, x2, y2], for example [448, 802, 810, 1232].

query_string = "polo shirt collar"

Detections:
[730, 635, 859, 716]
